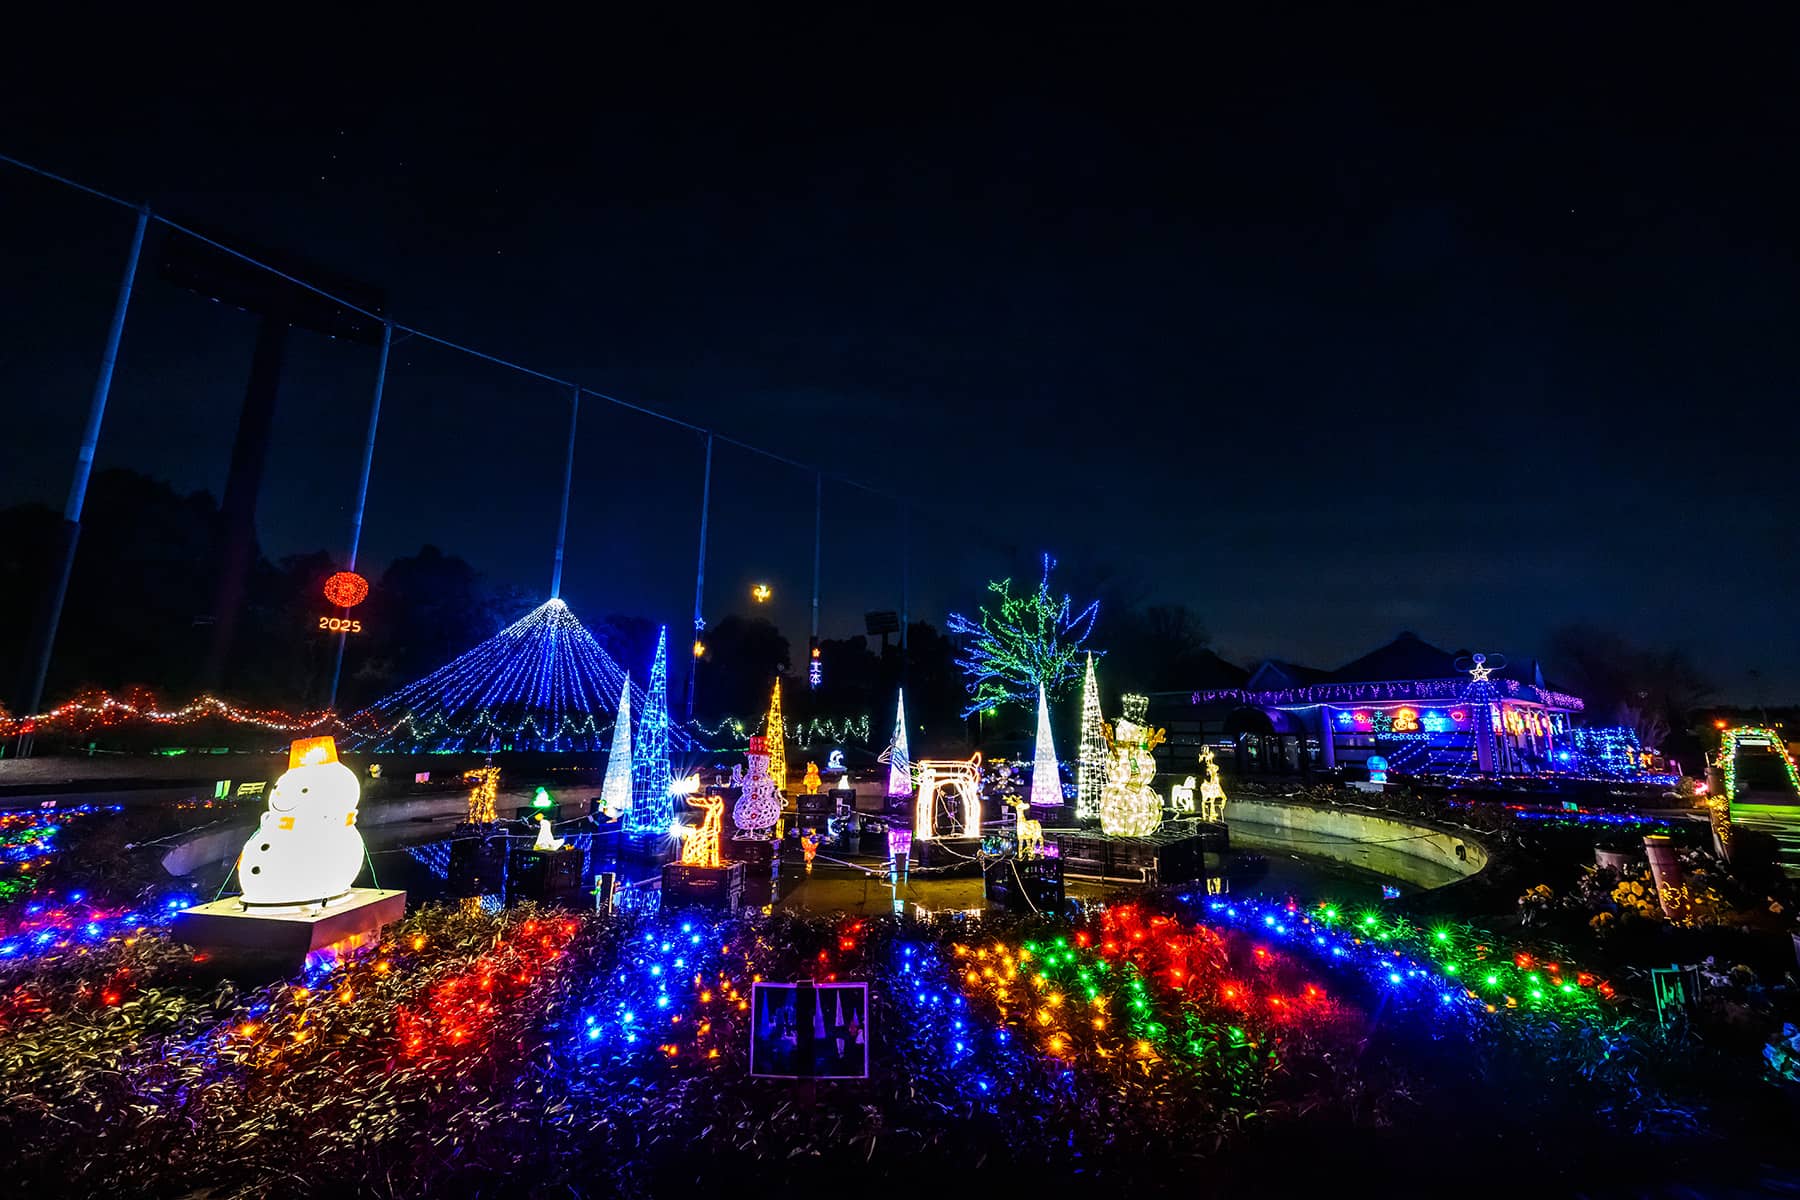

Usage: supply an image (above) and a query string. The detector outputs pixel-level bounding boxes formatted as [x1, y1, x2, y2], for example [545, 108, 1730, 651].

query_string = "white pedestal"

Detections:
[172, 887, 407, 972]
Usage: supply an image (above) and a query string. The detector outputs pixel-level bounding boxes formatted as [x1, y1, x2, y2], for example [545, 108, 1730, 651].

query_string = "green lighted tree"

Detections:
[947, 554, 1100, 718]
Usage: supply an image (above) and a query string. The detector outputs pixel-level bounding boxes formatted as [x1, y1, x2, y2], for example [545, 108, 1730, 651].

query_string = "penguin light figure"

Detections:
[237, 737, 365, 907]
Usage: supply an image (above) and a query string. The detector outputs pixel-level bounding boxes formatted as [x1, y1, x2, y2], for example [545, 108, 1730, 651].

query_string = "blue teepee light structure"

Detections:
[627, 627, 675, 836]
[350, 599, 696, 754]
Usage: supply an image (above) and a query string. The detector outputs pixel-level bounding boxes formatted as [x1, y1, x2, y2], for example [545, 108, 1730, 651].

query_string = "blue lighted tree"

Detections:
[627, 627, 674, 836]
[946, 554, 1099, 717]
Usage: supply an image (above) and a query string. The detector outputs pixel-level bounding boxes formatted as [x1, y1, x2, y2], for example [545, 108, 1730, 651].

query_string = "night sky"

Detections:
[3, 16, 1796, 700]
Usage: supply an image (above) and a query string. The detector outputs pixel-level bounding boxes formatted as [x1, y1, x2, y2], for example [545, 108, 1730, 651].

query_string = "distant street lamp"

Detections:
[751, 583, 772, 603]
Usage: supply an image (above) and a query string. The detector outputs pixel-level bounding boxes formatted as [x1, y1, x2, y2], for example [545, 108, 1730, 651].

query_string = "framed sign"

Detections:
[750, 981, 869, 1079]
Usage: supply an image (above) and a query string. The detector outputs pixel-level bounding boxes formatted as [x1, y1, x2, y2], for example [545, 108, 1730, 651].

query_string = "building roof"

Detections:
[1327, 631, 1457, 683]
[1245, 659, 1331, 690]
[1186, 649, 1252, 690]
[1182, 631, 1584, 712]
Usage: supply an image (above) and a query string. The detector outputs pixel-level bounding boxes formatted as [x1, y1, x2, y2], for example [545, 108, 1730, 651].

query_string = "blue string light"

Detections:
[1565, 726, 1646, 778]
[352, 600, 696, 754]
[627, 628, 675, 837]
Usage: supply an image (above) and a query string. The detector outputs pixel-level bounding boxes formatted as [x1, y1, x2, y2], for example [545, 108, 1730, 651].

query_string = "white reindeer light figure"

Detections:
[1170, 776, 1197, 813]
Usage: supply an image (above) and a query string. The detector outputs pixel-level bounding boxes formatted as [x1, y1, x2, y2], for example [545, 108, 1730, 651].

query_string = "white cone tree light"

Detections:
[1029, 683, 1063, 808]
[599, 673, 633, 818]
[886, 690, 912, 798]
[1076, 654, 1106, 820]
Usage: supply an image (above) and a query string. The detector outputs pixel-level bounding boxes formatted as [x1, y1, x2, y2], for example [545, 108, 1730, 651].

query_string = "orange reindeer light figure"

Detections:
[674, 795, 725, 868]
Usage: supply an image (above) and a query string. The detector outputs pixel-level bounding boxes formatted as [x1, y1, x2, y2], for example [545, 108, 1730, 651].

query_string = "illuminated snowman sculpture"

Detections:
[237, 736, 366, 907]
[732, 735, 782, 835]
[1098, 694, 1165, 838]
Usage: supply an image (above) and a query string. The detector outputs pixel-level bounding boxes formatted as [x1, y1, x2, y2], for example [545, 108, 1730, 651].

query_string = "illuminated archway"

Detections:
[913, 753, 983, 841]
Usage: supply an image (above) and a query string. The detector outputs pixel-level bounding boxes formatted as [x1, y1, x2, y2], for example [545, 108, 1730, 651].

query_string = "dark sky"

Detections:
[3, 15, 1796, 700]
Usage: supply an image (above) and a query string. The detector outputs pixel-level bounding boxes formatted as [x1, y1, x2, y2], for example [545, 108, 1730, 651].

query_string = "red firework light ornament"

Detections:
[322, 571, 370, 609]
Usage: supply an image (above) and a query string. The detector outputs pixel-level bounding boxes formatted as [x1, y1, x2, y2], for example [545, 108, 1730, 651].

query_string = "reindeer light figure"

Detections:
[673, 792, 725, 868]
[1008, 797, 1045, 856]
[1197, 745, 1228, 823]
[912, 753, 983, 841]
[1170, 776, 1198, 813]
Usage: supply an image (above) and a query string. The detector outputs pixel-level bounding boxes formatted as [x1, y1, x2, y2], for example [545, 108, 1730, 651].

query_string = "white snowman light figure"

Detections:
[732, 735, 782, 834]
[237, 736, 366, 907]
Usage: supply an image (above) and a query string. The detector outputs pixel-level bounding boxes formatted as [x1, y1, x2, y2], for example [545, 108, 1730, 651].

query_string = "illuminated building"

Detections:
[1154, 633, 1584, 779]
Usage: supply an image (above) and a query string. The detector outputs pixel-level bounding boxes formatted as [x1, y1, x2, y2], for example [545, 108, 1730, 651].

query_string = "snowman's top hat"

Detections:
[288, 736, 341, 769]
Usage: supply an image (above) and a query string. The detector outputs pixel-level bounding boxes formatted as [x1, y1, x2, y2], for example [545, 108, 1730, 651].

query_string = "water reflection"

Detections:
[385, 819, 1428, 918]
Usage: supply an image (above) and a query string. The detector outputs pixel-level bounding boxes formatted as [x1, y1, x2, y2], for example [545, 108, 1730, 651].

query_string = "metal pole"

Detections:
[810, 472, 822, 644]
[549, 385, 580, 600]
[685, 433, 714, 720]
[14, 205, 149, 754]
[326, 320, 391, 710]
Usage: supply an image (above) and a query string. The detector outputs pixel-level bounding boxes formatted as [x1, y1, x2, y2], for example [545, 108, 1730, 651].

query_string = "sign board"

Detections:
[864, 611, 900, 636]
[1651, 964, 1702, 1025]
[750, 981, 870, 1079]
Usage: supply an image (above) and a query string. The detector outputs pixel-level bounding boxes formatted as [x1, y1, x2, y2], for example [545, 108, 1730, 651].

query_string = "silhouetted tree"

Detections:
[2, 470, 217, 707]
[592, 613, 662, 680]
[344, 546, 525, 706]
[693, 613, 790, 724]
[1102, 603, 1216, 691]
[1547, 624, 1713, 751]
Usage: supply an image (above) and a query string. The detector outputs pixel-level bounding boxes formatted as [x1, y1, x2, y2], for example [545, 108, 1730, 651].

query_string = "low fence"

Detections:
[1225, 796, 1489, 889]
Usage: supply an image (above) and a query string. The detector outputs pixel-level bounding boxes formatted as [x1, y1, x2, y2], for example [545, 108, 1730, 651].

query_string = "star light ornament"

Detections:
[1029, 684, 1064, 807]
[236, 737, 365, 907]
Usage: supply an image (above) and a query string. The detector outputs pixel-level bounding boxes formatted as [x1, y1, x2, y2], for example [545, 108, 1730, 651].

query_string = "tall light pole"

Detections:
[14, 205, 150, 756]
